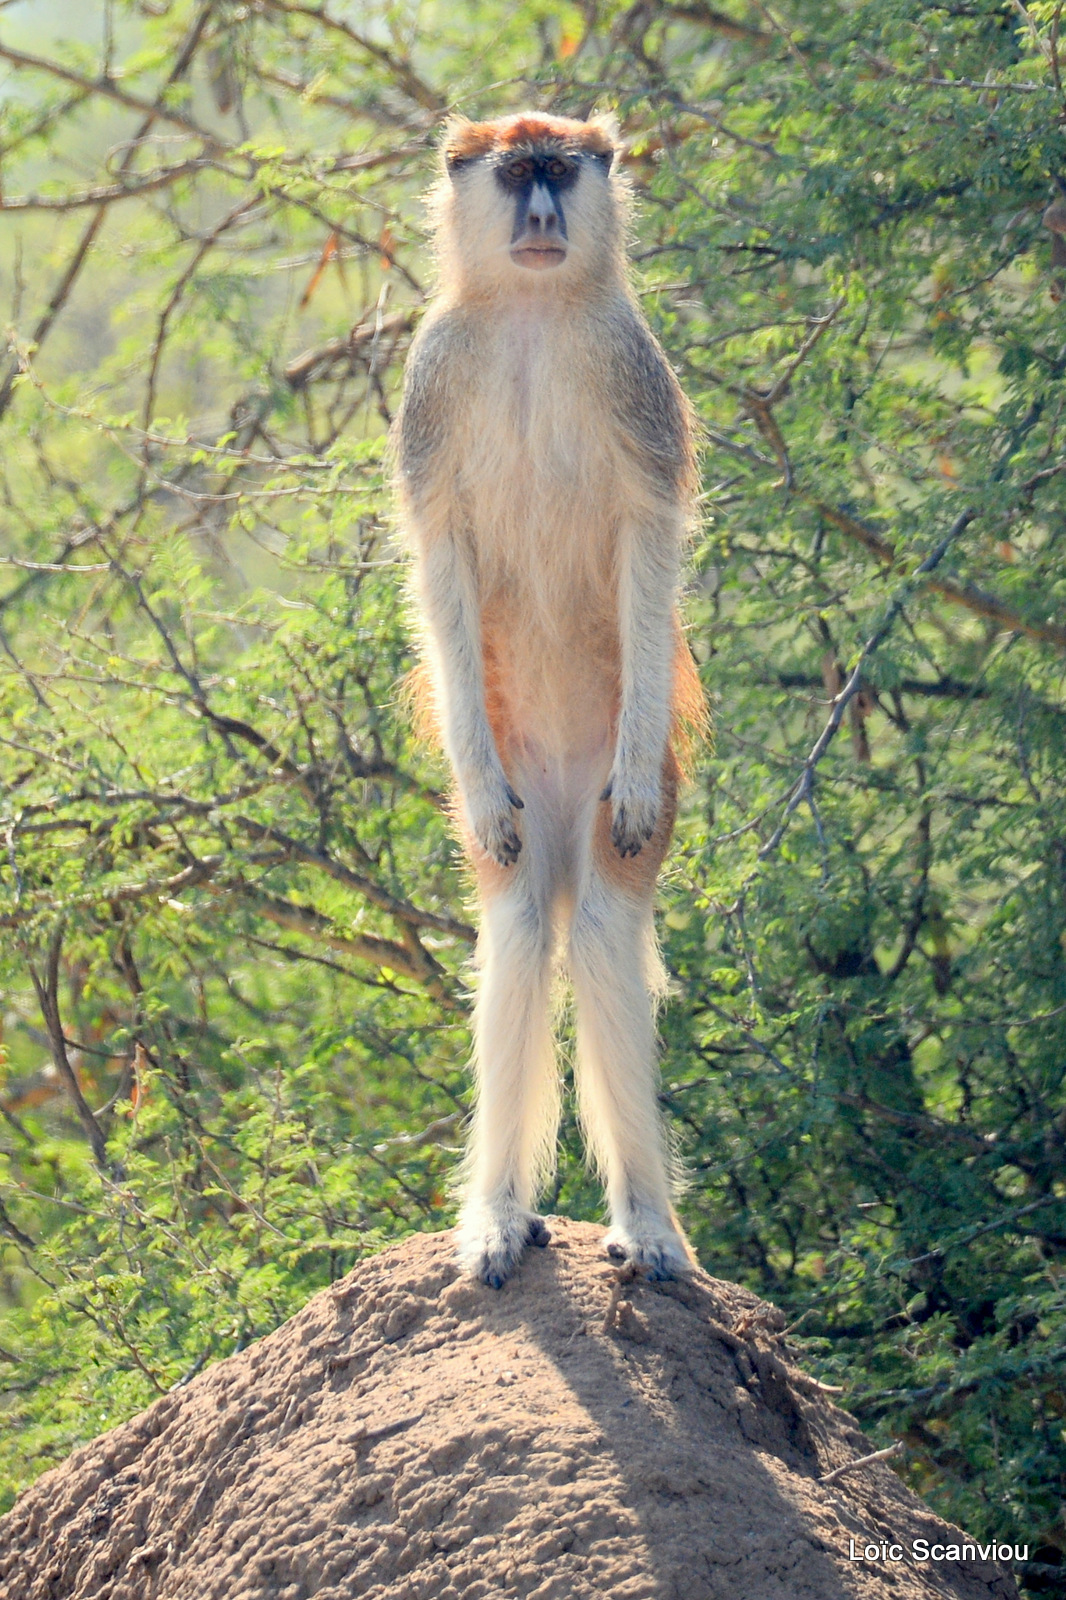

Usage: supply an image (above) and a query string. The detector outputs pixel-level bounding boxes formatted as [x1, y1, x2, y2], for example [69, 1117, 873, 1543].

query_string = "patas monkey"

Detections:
[395, 112, 702, 1288]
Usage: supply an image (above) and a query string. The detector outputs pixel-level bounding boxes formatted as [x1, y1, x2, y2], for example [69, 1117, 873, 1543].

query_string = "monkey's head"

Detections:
[433, 113, 625, 297]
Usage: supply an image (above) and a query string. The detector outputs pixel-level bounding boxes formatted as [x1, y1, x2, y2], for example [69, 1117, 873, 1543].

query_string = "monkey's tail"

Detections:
[670, 624, 711, 779]
[399, 659, 442, 749]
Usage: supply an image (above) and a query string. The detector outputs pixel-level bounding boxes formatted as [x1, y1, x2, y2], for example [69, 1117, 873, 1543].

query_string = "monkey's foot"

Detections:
[455, 1207, 550, 1290]
[604, 1221, 692, 1282]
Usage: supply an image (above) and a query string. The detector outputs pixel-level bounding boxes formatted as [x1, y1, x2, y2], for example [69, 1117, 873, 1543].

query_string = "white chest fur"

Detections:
[455, 303, 620, 624]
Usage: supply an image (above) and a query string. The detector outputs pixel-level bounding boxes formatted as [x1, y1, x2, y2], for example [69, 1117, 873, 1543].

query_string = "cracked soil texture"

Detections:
[0, 1219, 1019, 1600]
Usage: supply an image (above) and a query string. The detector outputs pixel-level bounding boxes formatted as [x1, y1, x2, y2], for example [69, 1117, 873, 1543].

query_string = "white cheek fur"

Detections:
[436, 164, 621, 294]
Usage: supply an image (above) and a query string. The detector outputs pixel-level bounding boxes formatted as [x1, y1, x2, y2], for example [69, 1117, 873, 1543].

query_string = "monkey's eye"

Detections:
[505, 158, 534, 183]
[545, 158, 571, 180]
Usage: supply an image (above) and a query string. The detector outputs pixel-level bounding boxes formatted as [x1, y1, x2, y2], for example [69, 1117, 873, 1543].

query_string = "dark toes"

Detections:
[610, 799, 658, 858]
[526, 1217, 551, 1248]
[495, 834, 522, 866]
[606, 1240, 627, 1260]
[505, 784, 524, 810]
[483, 1267, 507, 1290]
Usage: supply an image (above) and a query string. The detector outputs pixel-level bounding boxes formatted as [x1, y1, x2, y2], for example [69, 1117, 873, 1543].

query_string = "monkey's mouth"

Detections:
[510, 244, 567, 270]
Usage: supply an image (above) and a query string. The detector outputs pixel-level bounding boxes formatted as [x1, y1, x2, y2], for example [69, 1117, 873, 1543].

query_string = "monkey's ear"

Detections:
[584, 111, 620, 169]
[441, 115, 494, 177]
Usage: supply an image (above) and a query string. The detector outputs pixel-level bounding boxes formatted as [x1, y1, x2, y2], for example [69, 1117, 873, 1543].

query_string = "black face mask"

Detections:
[494, 153, 579, 243]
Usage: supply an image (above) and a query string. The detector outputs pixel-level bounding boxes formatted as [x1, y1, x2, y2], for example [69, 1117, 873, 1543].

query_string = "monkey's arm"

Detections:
[605, 511, 682, 856]
[397, 318, 523, 867]
[415, 527, 523, 867]
[604, 308, 696, 856]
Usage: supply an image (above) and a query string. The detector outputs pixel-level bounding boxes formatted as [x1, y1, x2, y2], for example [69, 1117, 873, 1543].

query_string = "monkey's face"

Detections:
[438, 115, 621, 295]
[495, 150, 581, 271]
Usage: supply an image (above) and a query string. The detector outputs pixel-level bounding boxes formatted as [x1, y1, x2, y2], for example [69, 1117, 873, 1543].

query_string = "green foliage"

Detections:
[2, 2, 1066, 1589]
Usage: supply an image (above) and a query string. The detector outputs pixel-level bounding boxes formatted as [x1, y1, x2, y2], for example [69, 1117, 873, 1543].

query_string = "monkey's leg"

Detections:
[456, 873, 558, 1289]
[569, 873, 692, 1279]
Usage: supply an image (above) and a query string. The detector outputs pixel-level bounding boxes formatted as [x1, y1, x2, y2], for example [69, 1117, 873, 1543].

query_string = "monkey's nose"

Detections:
[526, 183, 560, 234]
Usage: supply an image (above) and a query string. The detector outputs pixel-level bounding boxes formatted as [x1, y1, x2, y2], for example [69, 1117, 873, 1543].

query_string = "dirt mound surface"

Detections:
[1, 1219, 1017, 1600]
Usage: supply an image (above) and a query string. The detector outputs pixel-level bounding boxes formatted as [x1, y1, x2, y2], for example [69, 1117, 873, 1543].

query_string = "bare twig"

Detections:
[820, 1440, 904, 1485]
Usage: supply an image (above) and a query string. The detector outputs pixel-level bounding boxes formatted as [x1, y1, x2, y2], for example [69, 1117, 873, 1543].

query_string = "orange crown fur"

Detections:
[444, 113, 615, 167]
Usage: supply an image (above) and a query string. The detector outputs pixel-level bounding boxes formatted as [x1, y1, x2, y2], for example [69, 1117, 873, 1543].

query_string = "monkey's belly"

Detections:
[472, 630, 676, 902]
[483, 625, 616, 798]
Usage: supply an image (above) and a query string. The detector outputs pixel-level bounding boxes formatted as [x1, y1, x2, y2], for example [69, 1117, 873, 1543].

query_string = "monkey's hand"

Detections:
[601, 771, 659, 859]
[463, 770, 524, 867]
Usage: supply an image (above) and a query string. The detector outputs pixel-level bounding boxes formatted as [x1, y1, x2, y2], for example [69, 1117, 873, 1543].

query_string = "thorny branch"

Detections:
[758, 509, 976, 859]
[26, 926, 110, 1167]
[0, 39, 227, 145]
[814, 502, 1066, 653]
[0, 2, 218, 420]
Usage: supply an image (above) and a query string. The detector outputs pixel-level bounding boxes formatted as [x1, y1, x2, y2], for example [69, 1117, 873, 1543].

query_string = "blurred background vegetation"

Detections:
[1, 0, 1065, 1587]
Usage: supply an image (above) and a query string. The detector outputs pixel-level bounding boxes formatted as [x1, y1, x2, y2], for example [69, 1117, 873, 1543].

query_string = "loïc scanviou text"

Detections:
[848, 1539, 1028, 1562]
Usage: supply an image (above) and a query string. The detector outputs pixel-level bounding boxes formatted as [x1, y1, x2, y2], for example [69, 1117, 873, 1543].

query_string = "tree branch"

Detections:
[252, 0, 445, 112]
[232, 884, 449, 995]
[232, 816, 475, 941]
[0, 40, 226, 146]
[27, 925, 110, 1166]
[0, 3, 218, 421]
[760, 509, 976, 858]
[815, 501, 1066, 652]
[0, 159, 218, 211]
